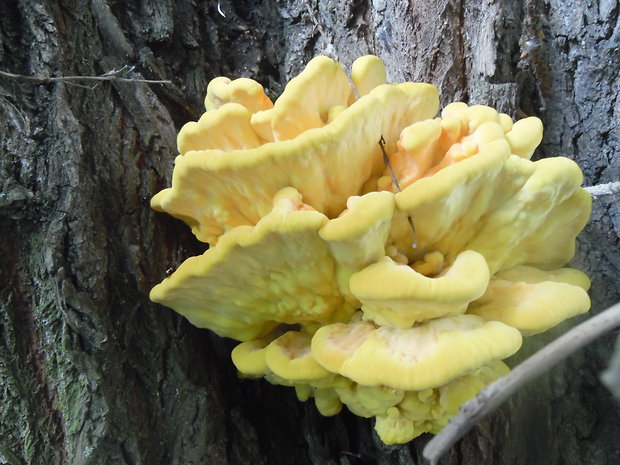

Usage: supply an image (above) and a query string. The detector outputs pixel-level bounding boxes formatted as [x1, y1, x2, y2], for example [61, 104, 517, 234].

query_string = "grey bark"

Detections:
[0, 1, 618, 464]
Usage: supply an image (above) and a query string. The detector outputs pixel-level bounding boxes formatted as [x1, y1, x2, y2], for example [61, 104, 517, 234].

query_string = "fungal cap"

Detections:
[231, 339, 271, 376]
[383, 104, 542, 194]
[394, 140, 590, 273]
[265, 331, 332, 382]
[320, 191, 395, 244]
[311, 315, 522, 391]
[313, 388, 343, 416]
[204, 76, 273, 113]
[153, 71, 438, 244]
[505, 117, 544, 159]
[150, 188, 344, 341]
[351, 55, 387, 96]
[492, 265, 591, 289]
[319, 191, 396, 295]
[468, 265, 591, 335]
[177, 103, 264, 154]
[386, 106, 509, 191]
[266, 55, 356, 141]
[349, 250, 490, 327]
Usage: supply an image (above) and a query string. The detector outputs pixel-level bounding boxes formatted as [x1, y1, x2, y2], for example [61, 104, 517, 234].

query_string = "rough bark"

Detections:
[0, 1, 618, 464]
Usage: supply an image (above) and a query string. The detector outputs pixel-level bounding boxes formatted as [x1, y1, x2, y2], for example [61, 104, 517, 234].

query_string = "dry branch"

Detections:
[423, 302, 620, 465]
[584, 182, 620, 197]
[0, 66, 171, 89]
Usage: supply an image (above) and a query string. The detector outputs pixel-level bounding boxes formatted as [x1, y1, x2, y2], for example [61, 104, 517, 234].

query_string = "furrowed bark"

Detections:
[1, 1, 618, 464]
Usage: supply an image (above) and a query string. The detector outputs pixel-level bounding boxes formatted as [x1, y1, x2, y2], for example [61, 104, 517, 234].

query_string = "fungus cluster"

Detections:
[150, 56, 592, 444]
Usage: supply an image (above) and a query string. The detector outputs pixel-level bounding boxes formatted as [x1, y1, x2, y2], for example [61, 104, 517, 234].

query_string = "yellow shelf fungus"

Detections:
[349, 250, 490, 327]
[150, 55, 592, 444]
[468, 265, 591, 335]
[152, 56, 439, 244]
[311, 315, 521, 391]
[265, 331, 332, 382]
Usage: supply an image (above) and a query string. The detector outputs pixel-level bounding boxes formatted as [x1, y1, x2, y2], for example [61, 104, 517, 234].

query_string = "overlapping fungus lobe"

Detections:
[150, 54, 591, 444]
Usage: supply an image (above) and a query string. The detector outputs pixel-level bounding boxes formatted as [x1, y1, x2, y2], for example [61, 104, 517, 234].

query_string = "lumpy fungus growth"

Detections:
[150, 55, 592, 444]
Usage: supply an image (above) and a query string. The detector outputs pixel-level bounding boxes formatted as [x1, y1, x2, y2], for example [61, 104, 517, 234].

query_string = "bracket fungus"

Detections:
[150, 55, 592, 444]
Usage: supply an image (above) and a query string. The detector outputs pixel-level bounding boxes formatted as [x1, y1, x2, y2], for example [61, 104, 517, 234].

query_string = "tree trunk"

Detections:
[1, 1, 618, 464]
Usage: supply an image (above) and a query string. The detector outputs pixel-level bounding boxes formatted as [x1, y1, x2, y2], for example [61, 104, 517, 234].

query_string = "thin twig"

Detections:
[303, 0, 337, 59]
[423, 301, 620, 465]
[379, 136, 402, 192]
[584, 182, 620, 197]
[304, 0, 328, 43]
[379, 136, 417, 248]
[0, 65, 171, 89]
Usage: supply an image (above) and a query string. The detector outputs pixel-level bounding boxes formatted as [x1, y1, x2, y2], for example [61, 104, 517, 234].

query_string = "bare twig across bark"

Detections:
[0, 65, 171, 89]
[584, 182, 620, 197]
[378, 136, 418, 248]
[303, 0, 337, 58]
[423, 302, 620, 465]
